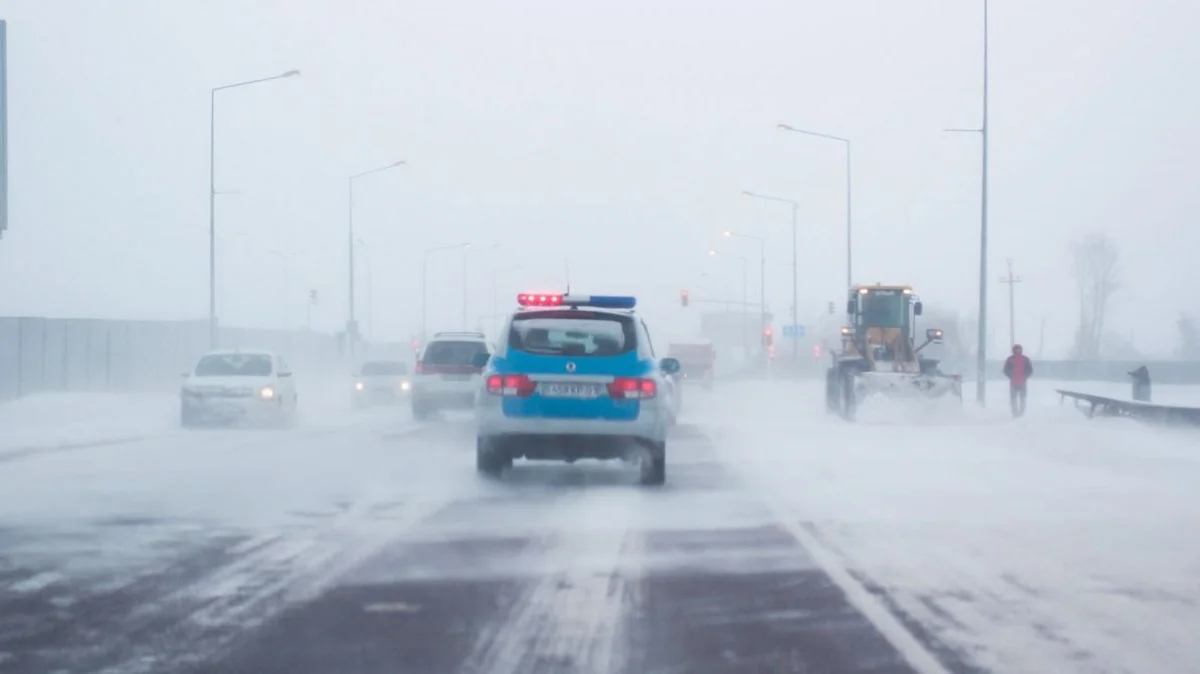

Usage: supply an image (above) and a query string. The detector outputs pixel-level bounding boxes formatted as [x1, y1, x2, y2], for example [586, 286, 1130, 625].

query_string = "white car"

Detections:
[411, 331, 493, 420]
[180, 349, 298, 427]
[353, 359, 412, 407]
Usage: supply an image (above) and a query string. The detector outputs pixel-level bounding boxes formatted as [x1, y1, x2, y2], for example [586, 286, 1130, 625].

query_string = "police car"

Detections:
[472, 292, 681, 485]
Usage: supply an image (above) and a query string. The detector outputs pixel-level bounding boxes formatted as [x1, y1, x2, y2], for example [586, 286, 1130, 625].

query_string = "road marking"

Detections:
[363, 601, 422, 613]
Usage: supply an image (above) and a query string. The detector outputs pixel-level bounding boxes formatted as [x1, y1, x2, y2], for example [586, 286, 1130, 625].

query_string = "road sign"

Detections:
[782, 324, 805, 339]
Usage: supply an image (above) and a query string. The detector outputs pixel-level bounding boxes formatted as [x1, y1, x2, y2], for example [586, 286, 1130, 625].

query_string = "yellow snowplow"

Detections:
[825, 284, 963, 420]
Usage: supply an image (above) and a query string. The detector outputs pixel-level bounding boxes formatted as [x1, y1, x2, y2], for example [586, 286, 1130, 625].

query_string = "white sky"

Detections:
[1, 0, 1196, 356]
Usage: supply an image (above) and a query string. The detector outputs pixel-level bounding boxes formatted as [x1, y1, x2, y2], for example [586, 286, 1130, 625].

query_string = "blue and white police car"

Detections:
[472, 292, 682, 485]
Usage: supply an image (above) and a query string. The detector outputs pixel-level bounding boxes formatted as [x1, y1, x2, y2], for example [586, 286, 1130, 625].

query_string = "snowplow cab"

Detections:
[842, 284, 924, 373]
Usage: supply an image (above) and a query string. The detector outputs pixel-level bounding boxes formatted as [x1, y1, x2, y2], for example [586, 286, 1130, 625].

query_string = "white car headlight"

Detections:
[355, 381, 365, 391]
[400, 381, 411, 391]
[260, 386, 276, 400]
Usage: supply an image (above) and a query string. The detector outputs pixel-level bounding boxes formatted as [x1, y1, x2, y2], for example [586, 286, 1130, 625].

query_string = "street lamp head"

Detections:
[777, 123, 796, 131]
[281, 69, 301, 78]
[708, 249, 719, 257]
[390, 160, 407, 167]
[723, 230, 733, 238]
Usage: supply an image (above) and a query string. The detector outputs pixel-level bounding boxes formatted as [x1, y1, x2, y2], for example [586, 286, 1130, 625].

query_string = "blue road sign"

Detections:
[782, 324, 805, 339]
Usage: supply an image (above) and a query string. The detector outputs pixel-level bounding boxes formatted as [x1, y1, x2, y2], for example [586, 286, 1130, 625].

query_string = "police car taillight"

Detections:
[517, 293, 564, 307]
[486, 373, 536, 397]
[608, 377, 656, 400]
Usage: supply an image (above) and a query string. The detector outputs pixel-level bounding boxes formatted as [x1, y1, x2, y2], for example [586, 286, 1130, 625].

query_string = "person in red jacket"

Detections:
[1003, 344, 1033, 417]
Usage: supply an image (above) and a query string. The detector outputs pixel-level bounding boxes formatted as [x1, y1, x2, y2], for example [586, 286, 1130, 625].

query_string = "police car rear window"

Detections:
[423, 341, 487, 365]
[509, 311, 636, 357]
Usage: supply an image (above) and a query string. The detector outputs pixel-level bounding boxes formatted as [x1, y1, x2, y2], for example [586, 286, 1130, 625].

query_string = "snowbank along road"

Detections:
[1, 380, 1198, 673]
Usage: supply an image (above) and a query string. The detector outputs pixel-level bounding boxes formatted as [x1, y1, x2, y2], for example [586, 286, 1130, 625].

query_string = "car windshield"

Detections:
[509, 311, 636, 356]
[423, 341, 488, 365]
[360, 361, 408, 376]
[859, 291, 908, 328]
[194, 353, 273, 377]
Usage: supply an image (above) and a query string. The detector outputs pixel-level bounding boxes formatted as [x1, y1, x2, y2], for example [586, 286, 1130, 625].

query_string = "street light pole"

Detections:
[945, 0, 990, 406]
[742, 191, 799, 361]
[347, 160, 405, 350]
[208, 69, 299, 348]
[776, 123, 852, 289]
[462, 243, 502, 330]
[355, 238, 375, 341]
[421, 242, 471, 340]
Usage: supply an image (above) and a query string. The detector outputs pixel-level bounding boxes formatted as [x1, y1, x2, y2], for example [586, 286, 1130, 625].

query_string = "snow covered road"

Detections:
[0, 380, 1198, 673]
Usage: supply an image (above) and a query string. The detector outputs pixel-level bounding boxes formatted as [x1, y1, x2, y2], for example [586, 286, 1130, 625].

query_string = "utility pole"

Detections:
[998, 258, 1022, 347]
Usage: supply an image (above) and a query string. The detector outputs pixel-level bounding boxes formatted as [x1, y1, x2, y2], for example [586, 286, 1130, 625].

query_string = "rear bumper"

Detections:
[475, 395, 668, 444]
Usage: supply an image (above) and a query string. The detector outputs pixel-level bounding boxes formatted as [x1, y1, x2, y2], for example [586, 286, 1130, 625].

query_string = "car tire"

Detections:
[476, 436, 509, 478]
[640, 441, 666, 486]
[412, 401, 433, 421]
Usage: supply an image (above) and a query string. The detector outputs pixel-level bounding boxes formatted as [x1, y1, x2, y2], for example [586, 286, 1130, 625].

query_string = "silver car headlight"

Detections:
[400, 380, 411, 391]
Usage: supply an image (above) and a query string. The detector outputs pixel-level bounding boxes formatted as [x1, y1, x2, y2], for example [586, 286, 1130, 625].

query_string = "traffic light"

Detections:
[762, 327, 773, 347]
[813, 344, 822, 358]
[680, 289, 689, 307]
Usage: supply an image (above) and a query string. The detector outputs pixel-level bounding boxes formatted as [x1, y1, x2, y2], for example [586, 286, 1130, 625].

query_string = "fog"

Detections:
[1, 0, 1198, 356]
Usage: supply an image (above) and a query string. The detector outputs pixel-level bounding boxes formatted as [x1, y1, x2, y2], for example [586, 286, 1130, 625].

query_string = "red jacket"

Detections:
[1003, 354, 1033, 386]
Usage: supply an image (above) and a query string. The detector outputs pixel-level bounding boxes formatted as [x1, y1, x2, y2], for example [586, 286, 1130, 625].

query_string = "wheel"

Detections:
[824, 368, 839, 414]
[839, 370, 858, 422]
[640, 441, 666, 486]
[411, 400, 433, 421]
[476, 436, 510, 478]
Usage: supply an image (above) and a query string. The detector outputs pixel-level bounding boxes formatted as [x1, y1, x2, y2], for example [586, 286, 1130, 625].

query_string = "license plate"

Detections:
[540, 383, 602, 399]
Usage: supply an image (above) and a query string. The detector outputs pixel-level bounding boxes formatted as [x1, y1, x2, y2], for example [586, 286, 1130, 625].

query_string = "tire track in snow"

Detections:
[458, 491, 647, 674]
[704, 424, 956, 674]
[100, 493, 453, 674]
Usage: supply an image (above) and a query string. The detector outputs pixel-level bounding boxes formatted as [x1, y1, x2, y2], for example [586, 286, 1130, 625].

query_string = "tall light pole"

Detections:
[999, 259, 1021, 347]
[356, 238, 375, 341]
[208, 69, 300, 348]
[776, 123, 852, 289]
[742, 191, 798, 361]
[421, 242, 470, 340]
[709, 249, 749, 358]
[348, 160, 405, 350]
[723, 229, 766, 361]
[946, 0, 989, 406]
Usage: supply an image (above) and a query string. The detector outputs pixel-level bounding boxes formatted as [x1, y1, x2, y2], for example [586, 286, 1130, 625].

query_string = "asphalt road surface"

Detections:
[4, 381, 1195, 673]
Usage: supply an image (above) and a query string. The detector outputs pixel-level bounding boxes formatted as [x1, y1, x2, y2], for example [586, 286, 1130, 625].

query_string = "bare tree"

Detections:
[1178, 315, 1199, 359]
[1071, 233, 1120, 359]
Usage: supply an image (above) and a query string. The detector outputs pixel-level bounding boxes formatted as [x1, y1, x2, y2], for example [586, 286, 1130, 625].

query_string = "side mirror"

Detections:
[471, 353, 491, 368]
[278, 371, 293, 378]
[925, 328, 943, 342]
[180, 371, 190, 378]
[660, 357, 681, 375]
[914, 301, 924, 316]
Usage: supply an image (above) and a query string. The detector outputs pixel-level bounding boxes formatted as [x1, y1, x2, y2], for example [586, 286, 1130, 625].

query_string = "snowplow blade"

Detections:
[855, 372, 963, 400]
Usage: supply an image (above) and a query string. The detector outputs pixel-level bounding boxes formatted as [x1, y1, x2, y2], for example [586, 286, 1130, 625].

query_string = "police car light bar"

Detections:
[516, 293, 636, 309]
